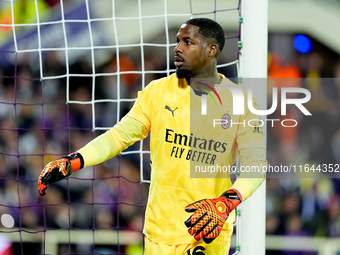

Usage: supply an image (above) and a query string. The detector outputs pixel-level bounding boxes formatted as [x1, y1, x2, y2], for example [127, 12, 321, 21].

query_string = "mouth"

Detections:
[174, 55, 184, 67]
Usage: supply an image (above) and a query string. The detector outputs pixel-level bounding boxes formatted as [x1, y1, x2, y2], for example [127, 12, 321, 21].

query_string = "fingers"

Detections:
[40, 170, 52, 184]
[38, 180, 47, 196]
[186, 211, 214, 241]
[184, 198, 224, 244]
[202, 224, 219, 243]
[187, 212, 220, 243]
[38, 167, 48, 196]
[202, 235, 215, 244]
[39, 187, 46, 196]
[192, 218, 213, 241]
[184, 200, 202, 213]
[185, 207, 198, 213]
[37, 160, 63, 196]
[184, 216, 192, 228]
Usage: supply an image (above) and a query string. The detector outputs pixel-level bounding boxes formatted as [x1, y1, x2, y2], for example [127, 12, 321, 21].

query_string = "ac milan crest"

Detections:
[221, 113, 231, 129]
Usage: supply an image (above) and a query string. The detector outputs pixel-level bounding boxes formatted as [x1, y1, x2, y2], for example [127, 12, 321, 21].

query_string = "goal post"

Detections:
[239, 0, 268, 254]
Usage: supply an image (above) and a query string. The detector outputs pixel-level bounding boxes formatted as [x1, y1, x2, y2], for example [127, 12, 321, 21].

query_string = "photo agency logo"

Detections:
[195, 80, 312, 128]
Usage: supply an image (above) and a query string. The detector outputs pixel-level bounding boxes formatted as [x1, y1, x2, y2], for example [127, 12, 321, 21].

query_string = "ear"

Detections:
[208, 44, 219, 58]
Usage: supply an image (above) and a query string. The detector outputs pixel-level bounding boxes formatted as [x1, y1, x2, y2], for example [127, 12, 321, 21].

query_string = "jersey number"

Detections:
[187, 246, 206, 255]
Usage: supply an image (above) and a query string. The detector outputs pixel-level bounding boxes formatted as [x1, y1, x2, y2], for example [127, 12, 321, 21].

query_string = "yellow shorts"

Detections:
[144, 237, 231, 255]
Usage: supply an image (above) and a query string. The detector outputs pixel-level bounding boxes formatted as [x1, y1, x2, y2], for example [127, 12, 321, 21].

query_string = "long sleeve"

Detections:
[78, 116, 149, 168]
[231, 93, 266, 201]
[231, 146, 266, 201]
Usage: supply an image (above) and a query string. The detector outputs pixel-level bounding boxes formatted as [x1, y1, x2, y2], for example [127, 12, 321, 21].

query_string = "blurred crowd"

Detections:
[0, 50, 163, 254]
[266, 51, 340, 254]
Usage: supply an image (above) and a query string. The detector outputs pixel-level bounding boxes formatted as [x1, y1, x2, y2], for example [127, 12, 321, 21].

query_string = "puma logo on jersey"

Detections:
[165, 105, 178, 117]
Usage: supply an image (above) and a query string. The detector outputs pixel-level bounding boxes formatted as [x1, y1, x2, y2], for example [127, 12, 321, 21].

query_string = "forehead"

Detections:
[176, 23, 201, 39]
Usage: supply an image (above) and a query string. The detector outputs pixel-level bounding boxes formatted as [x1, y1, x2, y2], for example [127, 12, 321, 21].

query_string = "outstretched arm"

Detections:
[38, 116, 149, 195]
[78, 116, 149, 168]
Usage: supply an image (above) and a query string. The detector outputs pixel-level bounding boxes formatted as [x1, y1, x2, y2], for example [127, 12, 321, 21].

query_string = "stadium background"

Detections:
[0, 0, 340, 254]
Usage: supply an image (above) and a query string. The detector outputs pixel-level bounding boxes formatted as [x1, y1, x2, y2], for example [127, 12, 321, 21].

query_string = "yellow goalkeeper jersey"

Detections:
[126, 73, 266, 245]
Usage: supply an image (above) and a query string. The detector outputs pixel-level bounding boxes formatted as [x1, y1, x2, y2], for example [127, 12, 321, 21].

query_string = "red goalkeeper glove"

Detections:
[184, 188, 242, 243]
[38, 152, 84, 196]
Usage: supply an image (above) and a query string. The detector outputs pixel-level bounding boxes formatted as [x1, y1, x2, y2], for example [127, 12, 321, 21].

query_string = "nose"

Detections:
[174, 42, 182, 53]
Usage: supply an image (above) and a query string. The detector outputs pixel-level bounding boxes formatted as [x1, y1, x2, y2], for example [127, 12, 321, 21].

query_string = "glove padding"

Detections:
[184, 188, 242, 244]
[38, 152, 84, 196]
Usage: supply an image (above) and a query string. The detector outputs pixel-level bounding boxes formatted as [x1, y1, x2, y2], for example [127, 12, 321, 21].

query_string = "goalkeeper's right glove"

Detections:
[184, 188, 242, 243]
[38, 152, 84, 196]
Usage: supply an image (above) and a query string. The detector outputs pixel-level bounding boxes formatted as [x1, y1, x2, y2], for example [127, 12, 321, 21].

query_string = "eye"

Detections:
[185, 40, 192, 45]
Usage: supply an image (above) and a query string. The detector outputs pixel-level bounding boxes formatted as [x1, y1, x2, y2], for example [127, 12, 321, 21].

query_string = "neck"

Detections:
[186, 69, 220, 85]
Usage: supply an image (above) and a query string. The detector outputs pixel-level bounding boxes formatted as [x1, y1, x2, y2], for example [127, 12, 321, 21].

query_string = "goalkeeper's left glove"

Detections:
[184, 188, 242, 244]
[38, 152, 84, 196]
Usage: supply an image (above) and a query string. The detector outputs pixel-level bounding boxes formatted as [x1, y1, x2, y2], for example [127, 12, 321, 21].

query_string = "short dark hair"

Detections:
[185, 18, 225, 53]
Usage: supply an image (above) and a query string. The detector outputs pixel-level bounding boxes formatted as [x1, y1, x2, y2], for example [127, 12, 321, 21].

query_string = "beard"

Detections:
[176, 68, 192, 79]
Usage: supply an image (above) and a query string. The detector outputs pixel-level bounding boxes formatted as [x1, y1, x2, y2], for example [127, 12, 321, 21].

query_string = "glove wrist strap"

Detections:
[221, 188, 242, 209]
[62, 152, 84, 172]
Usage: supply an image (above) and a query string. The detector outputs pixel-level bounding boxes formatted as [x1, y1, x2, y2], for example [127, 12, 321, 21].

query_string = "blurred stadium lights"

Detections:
[268, 0, 340, 54]
[294, 34, 312, 54]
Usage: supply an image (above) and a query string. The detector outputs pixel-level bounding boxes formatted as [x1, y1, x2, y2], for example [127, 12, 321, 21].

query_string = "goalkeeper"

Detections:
[38, 18, 266, 254]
